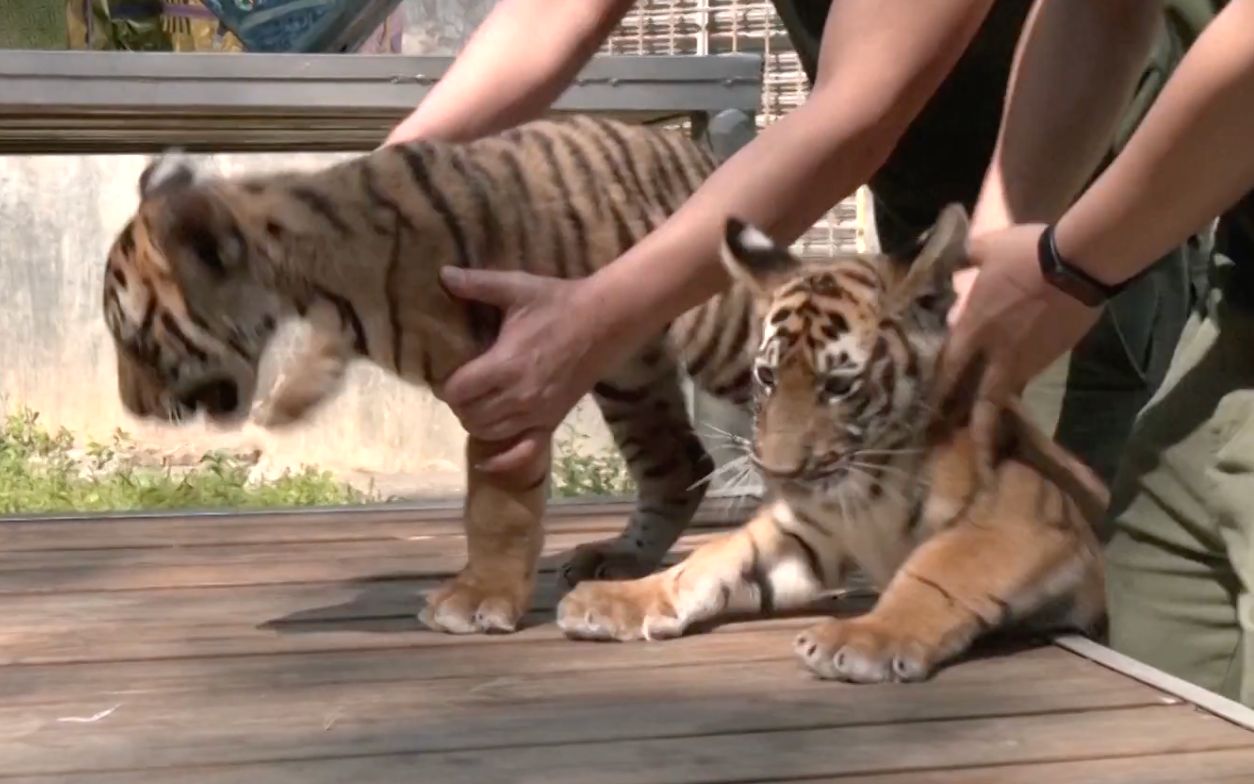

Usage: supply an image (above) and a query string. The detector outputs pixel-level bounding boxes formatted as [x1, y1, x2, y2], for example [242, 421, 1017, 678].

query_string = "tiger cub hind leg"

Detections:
[557, 500, 837, 641]
[559, 355, 716, 588]
[419, 437, 550, 634]
[795, 458, 1105, 683]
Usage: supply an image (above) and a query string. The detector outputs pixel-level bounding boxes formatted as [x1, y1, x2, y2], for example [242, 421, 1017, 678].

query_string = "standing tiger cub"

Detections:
[557, 205, 1109, 683]
[100, 117, 764, 634]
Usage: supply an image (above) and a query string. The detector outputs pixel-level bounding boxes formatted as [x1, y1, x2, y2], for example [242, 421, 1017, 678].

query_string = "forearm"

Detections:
[970, 0, 1162, 236]
[586, 0, 995, 336]
[385, 0, 632, 145]
[1056, 0, 1254, 285]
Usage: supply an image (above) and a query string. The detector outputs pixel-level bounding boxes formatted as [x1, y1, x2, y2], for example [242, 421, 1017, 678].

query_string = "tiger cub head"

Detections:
[719, 204, 969, 498]
[101, 154, 281, 425]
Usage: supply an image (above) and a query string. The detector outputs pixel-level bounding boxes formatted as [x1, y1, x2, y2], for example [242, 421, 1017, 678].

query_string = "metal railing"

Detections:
[0, 50, 762, 154]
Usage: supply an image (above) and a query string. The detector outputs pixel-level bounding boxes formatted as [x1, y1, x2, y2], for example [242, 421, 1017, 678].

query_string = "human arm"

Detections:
[385, 0, 635, 145]
[440, 0, 997, 470]
[969, 0, 1164, 236]
[942, 0, 1254, 451]
[953, 0, 1164, 311]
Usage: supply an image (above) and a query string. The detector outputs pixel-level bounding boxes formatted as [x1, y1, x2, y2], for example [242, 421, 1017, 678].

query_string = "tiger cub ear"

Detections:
[138, 150, 202, 201]
[886, 203, 970, 320]
[719, 217, 801, 296]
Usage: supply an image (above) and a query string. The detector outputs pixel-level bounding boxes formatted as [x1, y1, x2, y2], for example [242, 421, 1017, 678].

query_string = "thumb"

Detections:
[440, 267, 540, 309]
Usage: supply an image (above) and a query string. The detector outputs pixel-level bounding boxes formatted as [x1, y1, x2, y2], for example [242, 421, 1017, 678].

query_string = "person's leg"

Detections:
[1107, 257, 1254, 702]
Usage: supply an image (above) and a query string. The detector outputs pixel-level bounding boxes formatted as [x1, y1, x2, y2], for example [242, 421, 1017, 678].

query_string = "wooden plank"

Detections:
[0, 531, 723, 594]
[0, 653, 1168, 777]
[11, 705, 1249, 783]
[0, 570, 866, 665]
[0, 635, 1068, 706]
[1055, 634, 1254, 732]
[0, 500, 750, 552]
[813, 748, 1254, 783]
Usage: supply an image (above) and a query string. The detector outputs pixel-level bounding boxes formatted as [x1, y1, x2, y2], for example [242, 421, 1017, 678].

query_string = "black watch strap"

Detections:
[1037, 224, 1126, 307]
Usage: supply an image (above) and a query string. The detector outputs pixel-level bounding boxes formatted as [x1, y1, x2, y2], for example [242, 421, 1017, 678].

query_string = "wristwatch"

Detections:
[1037, 224, 1127, 307]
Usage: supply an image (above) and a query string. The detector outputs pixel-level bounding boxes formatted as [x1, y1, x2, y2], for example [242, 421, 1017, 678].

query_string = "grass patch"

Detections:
[551, 425, 635, 499]
[0, 407, 373, 515]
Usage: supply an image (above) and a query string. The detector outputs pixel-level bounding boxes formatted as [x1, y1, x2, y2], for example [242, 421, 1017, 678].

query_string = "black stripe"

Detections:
[657, 131, 710, 193]
[497, 146, 536, 264]
[682, 305, 721, 380]
[592, 382, 650, 403]
[386, 212, 404, 374]
[710, 368, 753, 400]
[793, 508, 831, 535]
[314, 286, 369, 356]
[117, 221, 136, 254]
[714, 305, 753, 375]
[449, 151, 503, 263]
[602, 411, 631, 427]
[160, 312, 208, 362]
[139, 295, 157, 334]
[906, 570, 957, 607]
[578, 127, 641, 254]
[586, 117, 654, 209]
[906, 494, 925, 534]
[420, 349, 435, 385]
[361, 163, 415, 232]
[397, 145, 470, 267]
[640, 132, 682, 212]
[522, 471, 548, 491]
[291, 186, 351, 236]
[746, 539, 775, 614]
[531, 129, 582, 278]
[553, 128, 613, 275]
[782, 530, 826, 585]
[643, 458, 680, 480]
[398, 145, 497, 347]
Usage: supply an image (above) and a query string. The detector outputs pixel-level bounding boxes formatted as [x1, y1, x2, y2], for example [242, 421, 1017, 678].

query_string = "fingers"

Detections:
[440, 266, 542, 308]
[440, 339, 513, 406]
[475, 432, 547, 475]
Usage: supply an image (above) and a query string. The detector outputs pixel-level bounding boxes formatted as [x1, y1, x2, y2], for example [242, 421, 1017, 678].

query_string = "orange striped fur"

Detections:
[102, 117, 757, 634]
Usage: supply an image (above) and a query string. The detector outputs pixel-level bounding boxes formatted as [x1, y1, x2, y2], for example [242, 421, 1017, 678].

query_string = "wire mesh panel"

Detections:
[604, 0, 864, 256]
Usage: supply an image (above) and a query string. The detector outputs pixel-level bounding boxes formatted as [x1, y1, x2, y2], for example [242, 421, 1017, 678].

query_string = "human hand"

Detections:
[438, 268, 626, 474]
[938, 224, 1101, 461]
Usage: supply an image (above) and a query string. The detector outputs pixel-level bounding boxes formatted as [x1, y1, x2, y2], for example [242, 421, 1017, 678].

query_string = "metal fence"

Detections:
[603, 0, 866, 256]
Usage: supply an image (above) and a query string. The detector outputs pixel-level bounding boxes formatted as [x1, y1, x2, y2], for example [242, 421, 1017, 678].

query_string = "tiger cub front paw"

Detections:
[556, 575, 684, 641]
[419, 571, 532, 635]
[794, 617, 935, 683]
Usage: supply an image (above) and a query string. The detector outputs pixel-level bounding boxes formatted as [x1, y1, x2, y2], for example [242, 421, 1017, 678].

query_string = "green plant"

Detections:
[0, 407, 374, 514]
[550, 426, 635, 498]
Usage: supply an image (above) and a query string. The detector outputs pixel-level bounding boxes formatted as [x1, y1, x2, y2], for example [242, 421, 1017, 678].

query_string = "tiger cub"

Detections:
[557, 205, 1109, 683]
[100, 117, 761, 634]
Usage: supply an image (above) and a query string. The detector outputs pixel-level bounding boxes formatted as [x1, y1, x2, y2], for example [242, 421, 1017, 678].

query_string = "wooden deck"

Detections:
[5, 500, 1254, 783]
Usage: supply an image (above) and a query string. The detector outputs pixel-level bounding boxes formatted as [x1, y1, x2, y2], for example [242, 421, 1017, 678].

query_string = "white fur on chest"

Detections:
[784, 468, 920, 588]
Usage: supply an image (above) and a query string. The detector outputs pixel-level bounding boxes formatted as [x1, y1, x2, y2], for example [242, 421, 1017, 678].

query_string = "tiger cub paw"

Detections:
[794, 618, 934, 683]
[556, 575, 683, 642]
[559, 539, 664, 589]
[419, 571, 532, 635]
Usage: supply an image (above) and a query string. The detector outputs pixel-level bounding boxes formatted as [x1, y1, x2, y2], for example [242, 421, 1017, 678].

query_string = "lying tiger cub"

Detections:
[557, 205, 1109, 683]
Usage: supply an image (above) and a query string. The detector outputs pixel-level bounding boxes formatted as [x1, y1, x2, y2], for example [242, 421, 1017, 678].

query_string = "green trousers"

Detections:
[1106, 254, 1254, 705]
